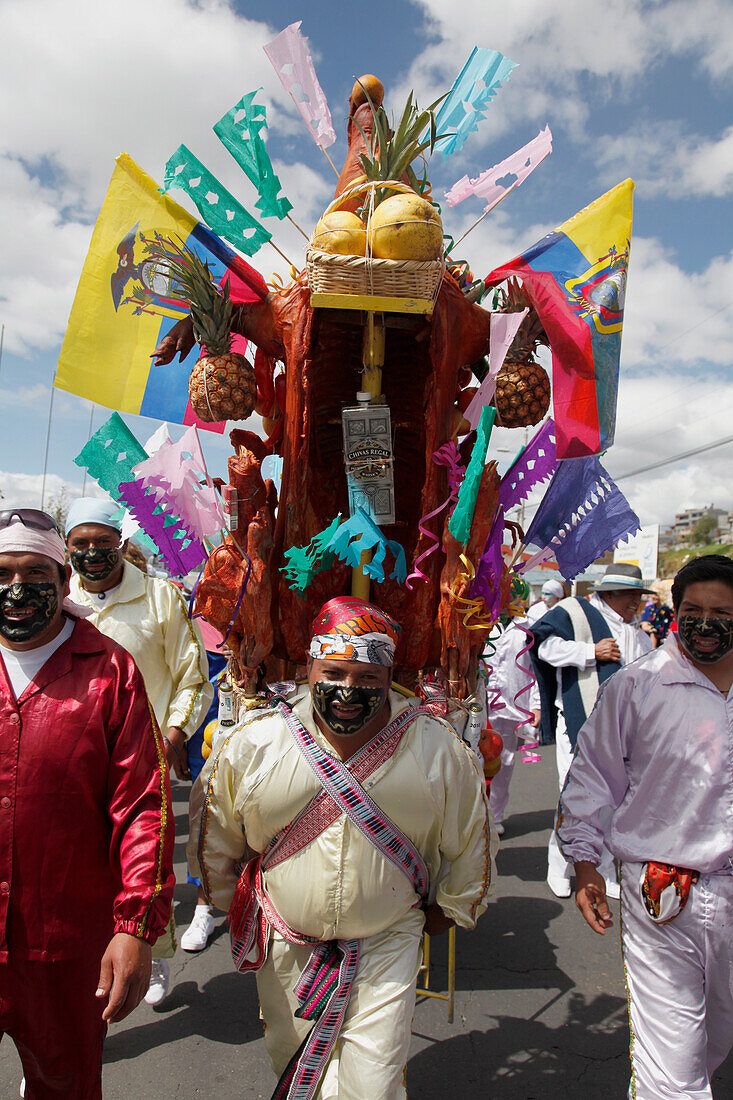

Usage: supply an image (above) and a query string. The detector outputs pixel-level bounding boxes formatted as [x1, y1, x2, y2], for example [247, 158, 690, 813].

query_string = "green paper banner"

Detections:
[214, 91, 292, 221]
[448, 406, 497, 544]
[164, 145, 271, 257]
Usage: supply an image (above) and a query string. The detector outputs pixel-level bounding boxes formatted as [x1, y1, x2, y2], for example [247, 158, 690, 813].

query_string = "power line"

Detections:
[613, 433, 733, 481]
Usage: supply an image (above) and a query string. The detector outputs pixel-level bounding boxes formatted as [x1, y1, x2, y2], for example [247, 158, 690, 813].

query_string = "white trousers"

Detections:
[620, 862, 733, 1098]
[256, 924, 422, 1099]
[488, 716, 518, 826]
[547, 716, 616, 885]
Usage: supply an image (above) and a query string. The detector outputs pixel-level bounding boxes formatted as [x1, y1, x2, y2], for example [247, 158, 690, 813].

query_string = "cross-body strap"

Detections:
[274, 700, 430, 901]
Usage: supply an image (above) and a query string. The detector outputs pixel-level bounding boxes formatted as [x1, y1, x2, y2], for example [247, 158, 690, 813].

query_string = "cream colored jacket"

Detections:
[71, 564, 212, 735]
[189, 687, 496, 942]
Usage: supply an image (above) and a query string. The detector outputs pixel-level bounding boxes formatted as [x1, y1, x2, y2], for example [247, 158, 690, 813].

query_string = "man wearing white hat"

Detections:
[65, 498, 213, 1004]
[530, 563, 652, 898]
[0, 509, 173, 1097]
[526, 577, 566, 624]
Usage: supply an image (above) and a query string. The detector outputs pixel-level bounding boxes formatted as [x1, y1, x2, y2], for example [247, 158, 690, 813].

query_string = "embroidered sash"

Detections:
[228, 699, 429, 1100]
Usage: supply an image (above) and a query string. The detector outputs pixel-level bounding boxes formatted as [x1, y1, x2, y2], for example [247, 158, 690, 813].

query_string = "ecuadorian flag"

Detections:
[485, 179, 634, 459]
[55, 153, 268, 433]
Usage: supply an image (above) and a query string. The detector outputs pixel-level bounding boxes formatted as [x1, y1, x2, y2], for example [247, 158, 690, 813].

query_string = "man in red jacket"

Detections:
[0, 510, 174, 1099]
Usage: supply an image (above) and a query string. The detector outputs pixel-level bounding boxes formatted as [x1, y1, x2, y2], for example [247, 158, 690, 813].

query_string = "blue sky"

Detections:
[1, 0, 731, 529]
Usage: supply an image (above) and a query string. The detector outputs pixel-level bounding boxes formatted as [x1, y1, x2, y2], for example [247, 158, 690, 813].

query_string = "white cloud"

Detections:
[0, 469, 104, 510]
[598, 123, 733, 199]
[0, 0, 339, 354]
[622, 238, 733, 369]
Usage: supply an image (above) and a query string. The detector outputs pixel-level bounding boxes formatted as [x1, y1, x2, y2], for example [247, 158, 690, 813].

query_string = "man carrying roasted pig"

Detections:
[189, 596, 495, 1099]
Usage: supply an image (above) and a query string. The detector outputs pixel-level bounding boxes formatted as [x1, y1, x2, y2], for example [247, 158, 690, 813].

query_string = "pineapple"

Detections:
[144, 237, 256, 423]
[493, 278, 551, 428]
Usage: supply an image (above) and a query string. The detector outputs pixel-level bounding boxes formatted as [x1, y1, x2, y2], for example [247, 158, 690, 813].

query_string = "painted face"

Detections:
[0, 581, 59, 642]
[70, 546, 121, 582]
[678, 616, 733, 664]
[312, 681, 387, 737]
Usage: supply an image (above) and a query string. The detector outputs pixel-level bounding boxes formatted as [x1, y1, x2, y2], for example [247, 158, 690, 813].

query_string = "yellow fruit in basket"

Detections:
[203, 719, 218, 747]
[201, 741, 212, 761]
[312, 211, 367, 256]
[368, 193, 444, 261]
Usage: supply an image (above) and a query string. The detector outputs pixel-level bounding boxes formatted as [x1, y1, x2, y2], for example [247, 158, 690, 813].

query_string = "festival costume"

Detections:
[486, 617, 540, 827]
[557, 634, 733, 1098]
[71, 562, 212, 959]
[531, 593, 651, 889]
[190, 685, 494, 1098]
[0, 616, 174, 1097]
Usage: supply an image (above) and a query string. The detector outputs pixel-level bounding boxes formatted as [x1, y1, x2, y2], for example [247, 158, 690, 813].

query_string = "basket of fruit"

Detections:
[306, 179, 446, 304]
[303, 180, 442, 303]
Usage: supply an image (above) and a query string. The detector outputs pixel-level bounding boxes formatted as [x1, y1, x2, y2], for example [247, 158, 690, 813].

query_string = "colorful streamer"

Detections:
[405, 441, 465, 589]
[450, 555, 497, 632]
[464, 311, 527, 429]
[498, 419, 557, 514]
[164, 145, 271, 257]
[214, 91, 293, 220]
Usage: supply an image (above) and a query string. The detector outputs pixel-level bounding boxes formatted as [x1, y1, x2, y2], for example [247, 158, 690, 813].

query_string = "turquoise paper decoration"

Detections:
[214, 91, 293, 220]
[448, 406, 497, 544]
[164, 145, 271, 257]
[281, 510, 407, 594]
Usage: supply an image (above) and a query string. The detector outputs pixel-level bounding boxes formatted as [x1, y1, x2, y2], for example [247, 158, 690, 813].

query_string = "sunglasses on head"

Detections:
[0, 509, 62, 536]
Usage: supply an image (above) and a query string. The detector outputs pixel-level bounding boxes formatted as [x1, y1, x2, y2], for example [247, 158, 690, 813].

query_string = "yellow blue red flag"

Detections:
[485, 179, 634, 459]
[55, 152, 268, 433]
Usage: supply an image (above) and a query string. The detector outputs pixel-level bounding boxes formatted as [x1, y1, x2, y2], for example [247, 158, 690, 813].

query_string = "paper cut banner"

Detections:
[214, 91, 292, 220]
[445, 126, 553, 212]
[132, 424, 225, 542]
[464, 310, 528, 429]
[264, 21, 336, 148]
[432, 47, 517, 161]
[164, 145, 271, 257]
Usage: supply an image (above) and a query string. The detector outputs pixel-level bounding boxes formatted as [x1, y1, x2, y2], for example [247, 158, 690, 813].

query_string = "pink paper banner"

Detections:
[464, 309, 528, 429]
[444, 126, 553, 212]
[264, 21, 336, 148]
[132, 425, 225, 541]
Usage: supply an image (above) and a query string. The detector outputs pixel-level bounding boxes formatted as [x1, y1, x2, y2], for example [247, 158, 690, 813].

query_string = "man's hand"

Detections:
[530, 708, 541, 728]
[164, 726, 191, 781]
[423, 903, 455, 937]
[151, 318, 195, 365]
[574, 860, 614, 935]
[594, 638, 621, 663]
[96, 933, 152, 1022]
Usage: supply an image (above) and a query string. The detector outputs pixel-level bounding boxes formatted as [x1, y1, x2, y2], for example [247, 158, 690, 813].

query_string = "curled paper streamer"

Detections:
[450, 554, 497, 631]
[512, 622, 539, 737]
[481, 642, 506, 717]
[405, 442, 465, 589]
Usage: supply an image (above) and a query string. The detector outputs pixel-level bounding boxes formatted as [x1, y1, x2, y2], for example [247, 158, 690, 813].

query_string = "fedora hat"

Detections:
[596, 562, 655, 594]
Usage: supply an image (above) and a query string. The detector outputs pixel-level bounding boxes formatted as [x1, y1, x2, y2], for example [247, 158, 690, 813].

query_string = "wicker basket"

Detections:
[306, 180, 445, 303]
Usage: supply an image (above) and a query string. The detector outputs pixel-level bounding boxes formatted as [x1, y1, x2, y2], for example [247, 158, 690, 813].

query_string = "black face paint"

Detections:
[312, 681, 387, 737]
[0, 582, 59, 642]
[678, 616, 733, 664]
[70, 547, 120, 582]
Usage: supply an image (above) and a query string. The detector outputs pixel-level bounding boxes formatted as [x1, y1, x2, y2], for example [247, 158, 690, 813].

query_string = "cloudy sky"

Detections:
[1, 0, 731, 530]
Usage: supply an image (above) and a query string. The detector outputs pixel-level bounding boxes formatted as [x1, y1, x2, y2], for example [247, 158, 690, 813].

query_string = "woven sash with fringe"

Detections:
[228, 700, 430, 1100]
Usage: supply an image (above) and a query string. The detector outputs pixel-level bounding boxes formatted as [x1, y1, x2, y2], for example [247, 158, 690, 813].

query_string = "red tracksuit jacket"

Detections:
[0, 617, 174, 962]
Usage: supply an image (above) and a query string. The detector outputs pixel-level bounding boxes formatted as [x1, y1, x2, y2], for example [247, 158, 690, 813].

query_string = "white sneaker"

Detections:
[605, 879, 620, 900]
[144, 959, 170, 1007]
[180, 906, 216, 952]
[547, 874, 572, 898]
[19, 1079, 25, 1098]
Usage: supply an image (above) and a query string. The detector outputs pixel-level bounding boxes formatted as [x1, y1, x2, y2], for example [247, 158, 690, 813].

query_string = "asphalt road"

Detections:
[3, 750, 732, 1098]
